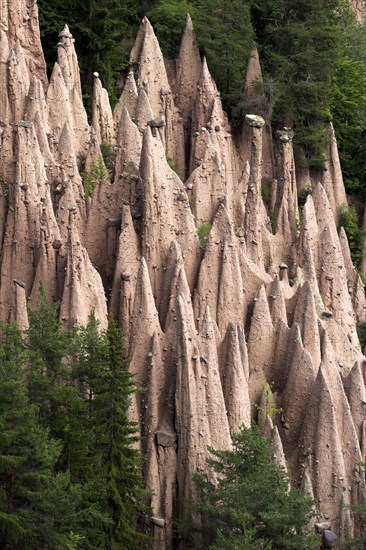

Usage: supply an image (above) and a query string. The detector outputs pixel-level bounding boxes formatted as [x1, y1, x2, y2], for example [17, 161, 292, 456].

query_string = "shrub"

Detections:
[81, 156, 108, 199]
[298, 186, 313, 210]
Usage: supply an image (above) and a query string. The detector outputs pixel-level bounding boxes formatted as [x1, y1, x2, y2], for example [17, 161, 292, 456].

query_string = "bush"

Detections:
[81, 157, 108, 199]
[298, 186, 313, 211]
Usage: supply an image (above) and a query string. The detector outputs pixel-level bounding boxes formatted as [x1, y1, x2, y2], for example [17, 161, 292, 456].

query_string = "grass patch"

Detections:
[197, 222, 212, 249]
[166, 156, 180, 177]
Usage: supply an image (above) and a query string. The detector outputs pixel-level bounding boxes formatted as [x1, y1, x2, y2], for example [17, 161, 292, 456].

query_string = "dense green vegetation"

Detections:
[148, 0, 254, 122]
[329, 4, 366, 202]
[38, 0, 142, 111]
[0, 292, 149, 549]
[250, 0, 340, 168]
[38, 0, 366, 186]
[181, 425, 319, 549]
[339, 205, 365, 269]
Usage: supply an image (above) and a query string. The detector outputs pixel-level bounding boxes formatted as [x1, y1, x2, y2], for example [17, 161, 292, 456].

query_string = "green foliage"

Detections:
[357, 322, 366, 351]
[98, 328, 150, 548]
[255, 382, 283, 424]
[269, 208, 278, 234]
[330, 12, 366, 201]
[250, 0, 342, 167]
[26, 288, 76, 447]
[0, 289, 149, 548]
[198, 221, 212, 249]
[339, 205, 365, 269]
[38, 0, 140, 114]
[148, 0, 254, 123]
[66, 532, 85, 550]
[0, 322, 82, 549]
[100, 143, 116, 180]
[298, 187, 313, 210]
[184, 425, 318, 549]
[81, 156, 108, 199]
[166, 155, 181, 176]
[73, 317, 150, 549]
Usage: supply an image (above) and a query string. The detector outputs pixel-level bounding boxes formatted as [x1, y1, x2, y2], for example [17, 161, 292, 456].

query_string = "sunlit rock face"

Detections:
[0, 4, 366, 547]
[351, 0, 365, 22]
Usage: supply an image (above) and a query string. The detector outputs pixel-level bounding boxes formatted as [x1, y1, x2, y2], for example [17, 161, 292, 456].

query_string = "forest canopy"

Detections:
[37, 0, 366, 233]
[38, 0, 366, 183]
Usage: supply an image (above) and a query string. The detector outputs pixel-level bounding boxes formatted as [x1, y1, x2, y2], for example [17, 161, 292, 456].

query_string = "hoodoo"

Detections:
[1, 2, 366, 548]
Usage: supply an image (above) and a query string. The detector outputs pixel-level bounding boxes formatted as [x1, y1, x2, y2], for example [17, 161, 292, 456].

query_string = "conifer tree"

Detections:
[184, 425, 318, 549]
[0, 322, 82, 549]
[38, 0, 140, 113]
[25, 290, 79, 466]
[250, 0, 342, 168]
[83, 321, 148, 550]
[23, 294, 149, 548]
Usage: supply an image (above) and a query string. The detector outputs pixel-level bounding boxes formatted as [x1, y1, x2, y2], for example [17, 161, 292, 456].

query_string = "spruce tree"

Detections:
[0, 322, 82, 549]
[25, 290, 79, 467]
[148, 0, 254, 123]
[74, 317, 150, 549]
[185, 425, 318, 549]
[38, 0, 140, 114]
[250, 0, 342, 168]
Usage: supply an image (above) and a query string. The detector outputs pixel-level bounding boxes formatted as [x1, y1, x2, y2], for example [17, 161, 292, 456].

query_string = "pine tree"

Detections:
[38, 0, 140, 114]
[250, 0, 342, 168]
[330, 4, 366, 199]
[83, 322, 148, 550]
[0, 322, 82, 549]
[25, 289, 78, 464]
[148, 0, 254, 123]
[184, 425, 318, 549]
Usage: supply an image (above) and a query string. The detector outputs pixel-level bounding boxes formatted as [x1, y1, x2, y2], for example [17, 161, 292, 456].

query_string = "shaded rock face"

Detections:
[1, 4, 366, 547]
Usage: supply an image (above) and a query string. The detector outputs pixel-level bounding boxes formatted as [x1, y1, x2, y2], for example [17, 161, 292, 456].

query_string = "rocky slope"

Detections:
[1, 2, 366, 547]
